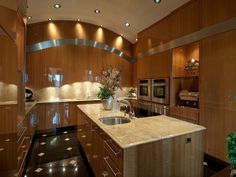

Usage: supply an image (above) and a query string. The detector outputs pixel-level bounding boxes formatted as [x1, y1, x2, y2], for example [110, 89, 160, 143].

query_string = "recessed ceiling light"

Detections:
[125, 22, 130, 27]
[154, 0, 161, 4]
[53, 4, 61, 8]
[48, 18, 52, 21]
[27, 16, 32, 20]
[77, 18, 81, 21]
[94, 9, 101, 14]
[100, 25, 103, 27]
[136, 38, 138, 41]
[121, 34, 123, 37]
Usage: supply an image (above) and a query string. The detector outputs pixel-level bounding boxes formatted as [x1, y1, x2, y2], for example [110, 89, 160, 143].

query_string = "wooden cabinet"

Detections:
[77, 109, 123, 177]
[200, 0, 236, 28]
[169, 106, 199, 124]
[136, 16, 172, 53]
[137, 50, 171, 80]
[171, 0, 200, 39]
[151, 50, 171, 78]
[199, 30, 236, 162]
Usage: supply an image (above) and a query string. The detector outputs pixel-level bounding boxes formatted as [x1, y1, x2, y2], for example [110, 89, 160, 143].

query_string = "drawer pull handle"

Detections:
[81, 135, 86, 138]
[86, 143, 91, 147]
[103, 157, 120, 176]
[104, 140, 120, 156]
[102, 171, 109, 177]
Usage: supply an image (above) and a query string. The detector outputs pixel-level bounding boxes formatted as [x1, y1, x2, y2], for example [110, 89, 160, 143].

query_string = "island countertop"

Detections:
[77, 103, 206, 149]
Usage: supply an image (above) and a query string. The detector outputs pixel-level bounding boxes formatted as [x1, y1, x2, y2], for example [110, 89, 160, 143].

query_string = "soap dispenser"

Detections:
[112, 95, 120, 112]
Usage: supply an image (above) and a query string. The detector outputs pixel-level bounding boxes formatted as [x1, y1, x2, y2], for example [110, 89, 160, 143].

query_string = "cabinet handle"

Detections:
[103, 157, 120, 176]
[102, 171, 109, 177]
[81, 135, 86, 138]
[104, 140, 120, 156]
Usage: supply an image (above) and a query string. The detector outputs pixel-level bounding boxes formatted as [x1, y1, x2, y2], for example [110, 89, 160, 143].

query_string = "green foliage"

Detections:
[97, 87, 113, 99]
[227, 132, 236, 168]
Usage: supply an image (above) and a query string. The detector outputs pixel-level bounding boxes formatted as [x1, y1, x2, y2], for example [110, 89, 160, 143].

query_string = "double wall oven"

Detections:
[138, 78, 169, 115]
[138, 78, 169, 104]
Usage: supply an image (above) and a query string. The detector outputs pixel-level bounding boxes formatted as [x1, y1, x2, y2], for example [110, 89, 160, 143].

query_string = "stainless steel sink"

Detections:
[99, 116, 131, 125]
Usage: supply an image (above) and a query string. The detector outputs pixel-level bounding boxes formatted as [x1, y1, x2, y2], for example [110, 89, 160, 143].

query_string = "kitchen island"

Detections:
[77, 103, 206, 177]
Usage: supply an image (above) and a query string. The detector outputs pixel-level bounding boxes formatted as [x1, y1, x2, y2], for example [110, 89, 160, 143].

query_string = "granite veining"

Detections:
[77, 104, 206, 149]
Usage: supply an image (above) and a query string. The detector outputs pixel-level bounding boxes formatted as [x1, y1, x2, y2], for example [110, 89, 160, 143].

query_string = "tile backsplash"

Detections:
[29, 82, 136, 101]
[0, 82, 17, 102]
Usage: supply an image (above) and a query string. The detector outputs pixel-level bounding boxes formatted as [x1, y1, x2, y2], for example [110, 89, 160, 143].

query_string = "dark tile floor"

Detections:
[24, 129, 94, 177]
[23, 128, 227, 177]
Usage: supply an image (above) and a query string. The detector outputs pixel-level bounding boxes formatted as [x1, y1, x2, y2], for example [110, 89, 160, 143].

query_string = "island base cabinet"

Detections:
[123, 131, 204, 177]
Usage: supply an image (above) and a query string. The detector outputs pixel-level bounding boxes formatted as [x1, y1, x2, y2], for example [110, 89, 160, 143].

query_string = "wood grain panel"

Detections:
[0, 5, 16, 33]
[199, 30, 236, 161]
[0, 105, 17, 135]
[151, 50, 172, 78]
[200, 0, 236, 28]
[27, 21, 132, 56]
[136, 16, 172, 53]
[123, 131, 204, 177]
[171, 0, 200, 39]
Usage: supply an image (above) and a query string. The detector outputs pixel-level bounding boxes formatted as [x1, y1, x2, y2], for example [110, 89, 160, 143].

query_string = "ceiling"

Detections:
[27, 0, 190, 43]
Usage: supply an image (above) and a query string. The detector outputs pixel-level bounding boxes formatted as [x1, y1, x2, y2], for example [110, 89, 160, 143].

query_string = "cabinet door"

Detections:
[171, 0, 199, 39]
[137, 56, 152, 79]
[69, 103, 77, 126]
[35, 104, 46, 131]
[151, 50, 171, 78]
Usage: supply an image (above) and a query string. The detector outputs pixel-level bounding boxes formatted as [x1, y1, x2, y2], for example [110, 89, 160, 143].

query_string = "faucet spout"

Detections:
[119, 99, 135, 119]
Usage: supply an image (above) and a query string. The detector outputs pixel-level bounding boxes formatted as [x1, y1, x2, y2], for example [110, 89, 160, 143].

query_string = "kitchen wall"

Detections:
[26, 21, 135, 100]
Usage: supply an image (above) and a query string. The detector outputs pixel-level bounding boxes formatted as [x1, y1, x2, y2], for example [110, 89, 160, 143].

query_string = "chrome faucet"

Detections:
[119, 99, 135, 119]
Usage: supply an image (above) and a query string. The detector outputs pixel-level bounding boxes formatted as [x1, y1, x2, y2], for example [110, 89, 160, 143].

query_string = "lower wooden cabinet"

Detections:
[77, 109, 123, 177]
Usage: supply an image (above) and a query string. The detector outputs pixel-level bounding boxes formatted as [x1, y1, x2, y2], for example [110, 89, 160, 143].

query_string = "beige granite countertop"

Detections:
[77, 104, 206, 149]
[0, 101, 17, 105]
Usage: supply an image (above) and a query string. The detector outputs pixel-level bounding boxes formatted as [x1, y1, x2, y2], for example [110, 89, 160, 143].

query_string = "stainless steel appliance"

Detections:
[151, 78, 169, 104]
[138, 79, 151, 101]
[152, 103, 169, 116]
[178, 90, 199, 108]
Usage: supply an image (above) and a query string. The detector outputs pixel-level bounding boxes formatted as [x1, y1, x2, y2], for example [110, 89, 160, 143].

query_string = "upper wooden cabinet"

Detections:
[200, 0, 236, 28]
[151, 50, 171, 78]
[172, 42, 199, 78]
[137, 50, 171, 80]
[136, 16, 172, 53]
[171, 0, 200, 39]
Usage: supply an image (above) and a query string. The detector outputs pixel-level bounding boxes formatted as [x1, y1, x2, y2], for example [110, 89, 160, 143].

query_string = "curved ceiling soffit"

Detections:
[26, 38, 136, 63]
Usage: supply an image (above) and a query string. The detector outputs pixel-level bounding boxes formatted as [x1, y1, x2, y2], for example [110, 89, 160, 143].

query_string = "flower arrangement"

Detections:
[97, 66, 121, 99]
[227, 132, 236, 176]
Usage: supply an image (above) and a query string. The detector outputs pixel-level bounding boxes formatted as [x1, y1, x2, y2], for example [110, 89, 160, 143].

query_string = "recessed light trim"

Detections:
[94, 9, 101, 14]
[154, 0, 161, 4]
[48, 18, 52, 21]
[53, 4, 61, 8]
[77, 18, 81, 21]
[125, 22, 130, 27]
[27, 16, 32, 20]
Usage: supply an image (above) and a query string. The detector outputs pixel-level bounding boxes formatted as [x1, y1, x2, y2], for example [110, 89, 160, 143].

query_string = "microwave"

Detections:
[137, 79, 151, 101]
[151, 78, 169, 104]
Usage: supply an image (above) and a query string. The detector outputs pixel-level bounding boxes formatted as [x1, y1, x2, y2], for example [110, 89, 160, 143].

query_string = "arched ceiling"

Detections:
[27, 0, 190, 43]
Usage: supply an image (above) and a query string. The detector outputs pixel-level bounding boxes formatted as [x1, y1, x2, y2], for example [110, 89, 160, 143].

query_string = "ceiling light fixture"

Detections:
[53, 4, 61, 8]
[154, 0, 161, 4]
[27, 16, 32, 20]
[121, 34, 123, 37]
[100, 25, 103, 27]
[136, 38, 138, 41]
[125, 22, 130, 27]
[94, 9, 101, 14]
[48, 18, 52, 21]
[77, 18, 81, 21]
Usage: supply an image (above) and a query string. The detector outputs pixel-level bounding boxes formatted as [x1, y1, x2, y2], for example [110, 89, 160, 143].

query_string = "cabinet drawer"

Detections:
[103, 156, 122, 177]
[103, 139, 123, 171]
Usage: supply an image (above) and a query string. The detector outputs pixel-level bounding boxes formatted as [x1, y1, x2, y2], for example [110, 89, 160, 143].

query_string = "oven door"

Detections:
[151, 78, 169, 104]
[138, 80, 151, 101]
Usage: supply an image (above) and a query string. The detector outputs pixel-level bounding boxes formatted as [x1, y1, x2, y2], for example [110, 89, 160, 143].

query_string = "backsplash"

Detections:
[29, 82, 136, 101]
[0, 82, 17, 102]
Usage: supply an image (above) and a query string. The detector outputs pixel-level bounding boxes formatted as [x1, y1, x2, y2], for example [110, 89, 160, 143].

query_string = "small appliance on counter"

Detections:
[25, 88, 34, 102]
[178, 90, 199, 108]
